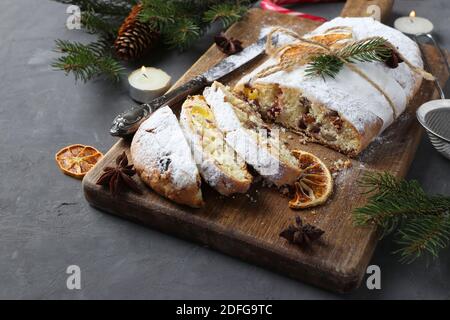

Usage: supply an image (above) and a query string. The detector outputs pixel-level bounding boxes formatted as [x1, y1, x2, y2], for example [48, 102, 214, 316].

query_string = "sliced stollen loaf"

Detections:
[180, 95, 253, 196]
[234, 17, 424, 157]
[130, 106, 204, 208]
[203, 81, 301, 187]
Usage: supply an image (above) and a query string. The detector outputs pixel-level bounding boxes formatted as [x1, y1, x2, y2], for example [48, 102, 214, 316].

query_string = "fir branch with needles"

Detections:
[305, 37, 393, 79]
[81, 10, 122, 38]
[51, 0, 256, 82]
[354, 172, 450, 263]
[51, 0, 136, 82]
[52, 0, 137, 16]
[52, 39, 124, 82]
[139, 0, 254, 49]
[203, 2, 250, 28]
[163, 18, 202, 50]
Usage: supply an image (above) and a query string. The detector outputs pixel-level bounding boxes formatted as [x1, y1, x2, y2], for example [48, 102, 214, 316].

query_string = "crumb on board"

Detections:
[279, 186, 290, 196]
[245, 193, 257, 203]
[330, 158, 353, 175]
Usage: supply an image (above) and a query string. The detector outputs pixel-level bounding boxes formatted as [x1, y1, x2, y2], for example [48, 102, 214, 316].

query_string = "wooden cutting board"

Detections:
[83, 0, 449, 292]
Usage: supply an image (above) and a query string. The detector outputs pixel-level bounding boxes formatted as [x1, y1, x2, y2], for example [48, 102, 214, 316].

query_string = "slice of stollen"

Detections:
[130, 105, 204, 208]
[203, 81, 301, 187]
[180, 95, 253, 196]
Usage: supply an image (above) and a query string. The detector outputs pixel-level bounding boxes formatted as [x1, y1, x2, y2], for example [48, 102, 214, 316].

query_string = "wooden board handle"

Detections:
[340, 0, 393, 22]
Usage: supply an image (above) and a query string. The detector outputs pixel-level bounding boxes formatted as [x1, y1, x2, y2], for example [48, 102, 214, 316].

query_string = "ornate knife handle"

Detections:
[110, 75, 209, 137]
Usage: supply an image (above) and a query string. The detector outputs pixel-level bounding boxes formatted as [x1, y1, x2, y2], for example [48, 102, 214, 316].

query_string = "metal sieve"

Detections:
[417, 99, 450, 160]
[414, 33, 450, 160]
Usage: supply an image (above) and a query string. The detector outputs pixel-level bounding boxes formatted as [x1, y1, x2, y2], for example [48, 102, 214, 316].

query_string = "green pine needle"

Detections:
[81, 10, 121, 38]
[52, 0, 136, 16]
[305, 55, 344, 79]
[163, 18, 202, 50]
[395, 214, 450, 263]
[339, 37, 391, 63]
[139, 0, 176, 31]
[51, 0, 256, 82]
[140, 0, 254, 50]
[305, 36, 392, 79]
[203, 3, 248, 28]
[354, 172, 450, 263]
[52, 39, 124, 82]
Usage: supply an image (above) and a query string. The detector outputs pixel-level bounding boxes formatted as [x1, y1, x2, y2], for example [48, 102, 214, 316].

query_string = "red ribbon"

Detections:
[260, 0, 342, 22]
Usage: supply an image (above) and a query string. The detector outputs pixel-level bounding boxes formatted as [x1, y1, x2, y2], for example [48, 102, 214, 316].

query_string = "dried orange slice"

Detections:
[289, 150, 333, 209]
[55, 144, 103, 179]
[279, 33, 351, 65]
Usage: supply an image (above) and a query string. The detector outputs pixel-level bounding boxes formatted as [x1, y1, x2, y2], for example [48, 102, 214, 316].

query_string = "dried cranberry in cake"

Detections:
[326, 110, 339, 117]
[303, 114, 316, 125]
[332, 117, 343, 131]
[266, 105, 281, 121]
[309, 123, 321, 134]
[299, 96, 311, 111]
[326, 110, 343, 131]
[298, 118, 307, 130]
[265, 85, 283, 121]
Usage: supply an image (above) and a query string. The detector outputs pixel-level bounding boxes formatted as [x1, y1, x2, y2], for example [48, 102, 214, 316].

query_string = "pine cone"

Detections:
[114, 4, 159, 61]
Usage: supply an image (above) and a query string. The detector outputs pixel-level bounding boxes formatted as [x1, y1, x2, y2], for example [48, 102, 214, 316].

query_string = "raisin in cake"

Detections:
[234, 17, 424, 156]
[180, 95, 253, 196]
[130, 106, 204, 208]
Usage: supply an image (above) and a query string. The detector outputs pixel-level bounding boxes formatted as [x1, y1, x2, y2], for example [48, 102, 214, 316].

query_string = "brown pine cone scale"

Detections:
[114, 4, 159, 61]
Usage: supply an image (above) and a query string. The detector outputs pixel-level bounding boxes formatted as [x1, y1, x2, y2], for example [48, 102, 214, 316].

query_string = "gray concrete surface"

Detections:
[1, 0, 449, 299]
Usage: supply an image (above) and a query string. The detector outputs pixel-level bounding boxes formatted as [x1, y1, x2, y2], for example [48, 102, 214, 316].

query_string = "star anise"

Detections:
[214, 32, 243, 55]
[96, 151, 142, 197]
[280, 216, 324, 247]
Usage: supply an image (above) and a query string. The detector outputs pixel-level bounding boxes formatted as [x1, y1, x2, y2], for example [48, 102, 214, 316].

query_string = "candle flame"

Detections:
[141, 66, 149, 79]
[409, 10, 416, 18]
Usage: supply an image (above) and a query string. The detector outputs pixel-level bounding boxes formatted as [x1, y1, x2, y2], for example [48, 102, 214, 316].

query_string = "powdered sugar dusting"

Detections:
[130, 106, 200, 189]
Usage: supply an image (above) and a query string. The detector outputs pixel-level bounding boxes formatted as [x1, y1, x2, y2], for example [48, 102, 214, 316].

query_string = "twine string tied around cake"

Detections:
[254, 27, 435, 120]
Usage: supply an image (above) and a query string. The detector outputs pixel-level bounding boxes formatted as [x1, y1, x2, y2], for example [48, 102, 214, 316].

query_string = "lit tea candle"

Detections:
[394, 10, 434, 35]
[128, 66, 171, 103]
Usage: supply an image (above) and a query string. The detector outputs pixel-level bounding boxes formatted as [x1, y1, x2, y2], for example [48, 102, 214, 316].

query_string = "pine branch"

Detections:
[203, 3, 249, 28]
[52, 39, 124, 82]
[52, 0, 136, 17]
[139, 0, 255, 50]
[53, 0, 135, 38]
[163, 18, 202, 50]
[52, 0, 256, 82]
[305, 55, 344, 79]
[339, 37, 391, 63]
[305, 37, 392, 79]
[354, 172, 450, 262]
[81, 10, 122, 38]
[139, 0, 177, 31]
[395, 214, 450, 263]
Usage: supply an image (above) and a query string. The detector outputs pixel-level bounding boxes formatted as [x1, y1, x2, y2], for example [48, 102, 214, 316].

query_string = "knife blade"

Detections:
[110, 36, 269, 137]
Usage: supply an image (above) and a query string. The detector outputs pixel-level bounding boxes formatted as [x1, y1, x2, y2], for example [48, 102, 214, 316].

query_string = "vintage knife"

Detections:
[110, 36, 269, 137]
